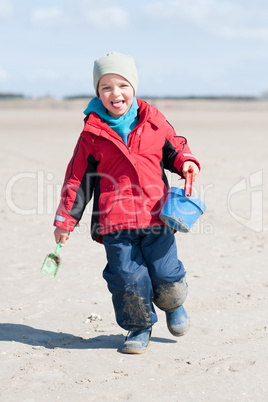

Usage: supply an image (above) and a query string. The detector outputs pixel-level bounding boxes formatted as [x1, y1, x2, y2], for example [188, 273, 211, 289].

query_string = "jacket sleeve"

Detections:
[53, 135, 99, 231]
[162, 121, 200, 176]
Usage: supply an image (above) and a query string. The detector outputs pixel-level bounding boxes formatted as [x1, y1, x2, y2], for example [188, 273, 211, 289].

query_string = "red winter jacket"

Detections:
[54, 99, 200, 242]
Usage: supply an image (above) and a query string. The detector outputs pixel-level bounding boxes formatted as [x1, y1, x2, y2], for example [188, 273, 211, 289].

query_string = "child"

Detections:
[54, 51, 200, 354]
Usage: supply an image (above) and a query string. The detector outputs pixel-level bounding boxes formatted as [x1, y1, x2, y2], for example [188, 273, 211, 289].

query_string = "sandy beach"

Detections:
[1, 98, 267, 401]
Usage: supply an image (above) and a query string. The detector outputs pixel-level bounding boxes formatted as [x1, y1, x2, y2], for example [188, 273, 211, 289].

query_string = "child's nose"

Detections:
[112, 86, 120, 96]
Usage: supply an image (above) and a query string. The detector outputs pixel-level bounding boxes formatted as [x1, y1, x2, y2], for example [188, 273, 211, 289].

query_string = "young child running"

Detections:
[54, 51, 200, 354]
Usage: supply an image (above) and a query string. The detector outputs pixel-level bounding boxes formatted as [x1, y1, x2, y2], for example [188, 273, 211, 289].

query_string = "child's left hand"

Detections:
[182, 161, 200, 181]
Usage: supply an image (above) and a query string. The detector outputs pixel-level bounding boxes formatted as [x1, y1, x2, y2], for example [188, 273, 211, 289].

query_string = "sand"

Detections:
[0, 98, 267, 401]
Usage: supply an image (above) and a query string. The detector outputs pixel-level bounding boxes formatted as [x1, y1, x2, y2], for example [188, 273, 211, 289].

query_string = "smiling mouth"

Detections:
[111, 100, 125, 108]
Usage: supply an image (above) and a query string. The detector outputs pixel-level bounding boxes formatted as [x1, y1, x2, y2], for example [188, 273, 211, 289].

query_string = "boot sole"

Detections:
[121, 341, 149, 354]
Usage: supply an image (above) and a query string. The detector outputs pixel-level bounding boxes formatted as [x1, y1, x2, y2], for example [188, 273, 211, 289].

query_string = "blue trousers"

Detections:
[102, 226, 188, 331]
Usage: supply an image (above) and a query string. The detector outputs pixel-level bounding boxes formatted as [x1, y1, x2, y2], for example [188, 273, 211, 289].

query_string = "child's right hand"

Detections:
[54, 227, 70, 246]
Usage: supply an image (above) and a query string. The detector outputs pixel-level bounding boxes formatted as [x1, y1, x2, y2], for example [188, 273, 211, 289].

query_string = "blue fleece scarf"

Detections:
[83, 97, 139, 145]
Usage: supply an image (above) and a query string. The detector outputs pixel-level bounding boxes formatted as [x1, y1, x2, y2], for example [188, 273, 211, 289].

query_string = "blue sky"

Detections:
[0, 0, 268, 98]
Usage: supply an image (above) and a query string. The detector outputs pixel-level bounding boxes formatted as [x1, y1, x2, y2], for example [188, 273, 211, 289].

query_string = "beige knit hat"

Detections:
[93, 51, 139, 96]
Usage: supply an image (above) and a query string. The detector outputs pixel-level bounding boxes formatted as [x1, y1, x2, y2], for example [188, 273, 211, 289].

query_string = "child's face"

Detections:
[98, 74, 134, 118]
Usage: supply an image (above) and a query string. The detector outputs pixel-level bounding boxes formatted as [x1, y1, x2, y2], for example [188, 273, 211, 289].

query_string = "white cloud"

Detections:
[86, 6, 129, 29]
[143, 0, 268, 41]
[143, 0, 212, 23]
[216, 26, 268, 41]
[174, 0, 212, 24]
[0, 0, 13, 18]
[0, 67, 8, 81]
[31, 8, 62, 27]
[27, 69, 59, 82]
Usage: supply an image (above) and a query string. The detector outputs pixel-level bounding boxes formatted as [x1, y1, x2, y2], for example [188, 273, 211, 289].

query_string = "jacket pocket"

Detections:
[99, 193, 136, 220]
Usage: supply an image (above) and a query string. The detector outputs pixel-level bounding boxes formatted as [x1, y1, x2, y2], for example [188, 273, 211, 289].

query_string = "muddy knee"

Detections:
[113, 290, 157, 331]
[153, 278, 188, 312]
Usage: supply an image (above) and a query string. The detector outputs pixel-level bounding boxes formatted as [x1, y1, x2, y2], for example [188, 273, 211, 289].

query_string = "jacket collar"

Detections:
[137, 98, 166, 129]
[83, 98, 166, 137]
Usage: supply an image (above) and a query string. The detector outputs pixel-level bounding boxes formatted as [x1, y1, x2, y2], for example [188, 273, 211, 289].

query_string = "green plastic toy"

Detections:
[41, 241, 62, 278]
